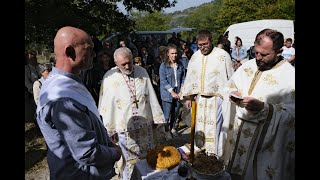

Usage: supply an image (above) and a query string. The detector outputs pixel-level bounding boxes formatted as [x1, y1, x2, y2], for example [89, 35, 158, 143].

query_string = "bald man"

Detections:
[36, 26, 121, 180]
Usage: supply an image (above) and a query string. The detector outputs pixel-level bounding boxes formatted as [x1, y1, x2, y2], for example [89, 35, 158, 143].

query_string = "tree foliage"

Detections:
[26, 0, 295, 51]
[131, 11, 170, 31]
[182, 0, 224, 41]
[25, 0, 176, 50]
[214, 0, 295, 37]
[122, 0, 176, 13]
[177, 0, 294, 43]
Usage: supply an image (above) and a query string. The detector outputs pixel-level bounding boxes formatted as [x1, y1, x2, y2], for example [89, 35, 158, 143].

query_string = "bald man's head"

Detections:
[54, 26, 95, 74]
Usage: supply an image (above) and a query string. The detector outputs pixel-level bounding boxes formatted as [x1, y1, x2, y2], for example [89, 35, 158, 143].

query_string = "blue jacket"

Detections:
[231, 46, 247, 62]
[159, 61, 185, 102]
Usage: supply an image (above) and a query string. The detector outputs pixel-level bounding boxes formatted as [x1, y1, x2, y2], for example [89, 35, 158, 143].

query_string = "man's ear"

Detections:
[276, 48, 283, 57]
[66, 46, 76, 61]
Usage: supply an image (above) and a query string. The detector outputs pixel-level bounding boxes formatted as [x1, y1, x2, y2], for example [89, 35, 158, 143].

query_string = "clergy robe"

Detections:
[98, 65, 165, 180]
[222, 59, 295, 180]
[181, 47, 234, 156]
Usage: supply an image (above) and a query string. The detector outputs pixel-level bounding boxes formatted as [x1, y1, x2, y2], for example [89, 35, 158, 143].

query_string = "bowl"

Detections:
[190, 152, 225, 179]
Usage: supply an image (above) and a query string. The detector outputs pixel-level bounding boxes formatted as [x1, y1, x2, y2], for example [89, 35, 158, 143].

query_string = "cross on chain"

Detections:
[122, 70, 139, 109]
[132, 96, 139, 109]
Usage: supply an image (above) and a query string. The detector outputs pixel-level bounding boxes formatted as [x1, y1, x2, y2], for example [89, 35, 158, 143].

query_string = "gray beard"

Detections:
[120, 68, 133, 75]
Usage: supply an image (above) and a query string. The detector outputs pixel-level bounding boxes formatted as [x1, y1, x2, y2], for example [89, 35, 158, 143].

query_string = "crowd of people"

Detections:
[25, 26, 295, 180]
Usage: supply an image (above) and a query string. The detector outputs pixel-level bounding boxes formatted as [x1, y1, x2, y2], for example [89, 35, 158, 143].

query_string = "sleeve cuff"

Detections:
[110, 146, 119, 161]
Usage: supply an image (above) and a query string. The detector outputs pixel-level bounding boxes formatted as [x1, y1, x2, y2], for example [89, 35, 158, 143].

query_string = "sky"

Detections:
[117, 0, 213, 14]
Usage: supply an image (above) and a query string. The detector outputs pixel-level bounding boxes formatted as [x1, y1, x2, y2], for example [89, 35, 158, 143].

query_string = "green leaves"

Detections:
[25, 0, 176, 49]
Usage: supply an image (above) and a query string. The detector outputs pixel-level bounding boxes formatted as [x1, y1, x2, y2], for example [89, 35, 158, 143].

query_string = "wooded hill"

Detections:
[25, 0, 294, 51]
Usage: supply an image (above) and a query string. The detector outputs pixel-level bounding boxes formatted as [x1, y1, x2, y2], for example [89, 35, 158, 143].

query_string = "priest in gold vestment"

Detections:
[98, 47, 165, 180]
[181, 30, 234, 156]
[222, 29, 295, 180]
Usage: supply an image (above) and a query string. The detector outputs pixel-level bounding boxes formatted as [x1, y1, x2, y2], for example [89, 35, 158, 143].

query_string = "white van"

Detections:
[224, 19, 294, 48]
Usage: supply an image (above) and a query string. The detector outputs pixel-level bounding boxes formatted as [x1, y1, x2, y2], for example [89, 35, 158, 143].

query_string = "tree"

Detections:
[215, 0, 295, 36]
[131, 11, 170, 31]
[182, 0, 224, 42]
[122, 0, 176, 13]
[25, 0, 176, 50]
[180, 0, 295, 42]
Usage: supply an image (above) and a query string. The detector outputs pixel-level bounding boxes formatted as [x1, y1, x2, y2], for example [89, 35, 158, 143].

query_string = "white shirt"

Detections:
[168, 64, 178, 93]
[281, 46, 295, 58]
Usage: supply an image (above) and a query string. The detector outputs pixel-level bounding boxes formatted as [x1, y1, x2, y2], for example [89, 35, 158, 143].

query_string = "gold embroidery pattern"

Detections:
[232, 164, 243, 174]
[229, 83, 236, 89]
[287, 119, 295, 129]
[238, 144, 247, 156]
[153, 113, 165, 123]
[211, 84, 219, 92]
[115, 99, 125, 110]
[238, 89, 243, 96]
[138, 77, 144, 83]
[206, 138, 215, 142]
[200, 56, 208, 93]
[242, 127, 253, 138]
[244, 68, 254, 77]
[101, 106, 107, 113]
[286, 141, 295, 153]
[219, 55, 225, 62]
[265, 144, 275, 153]
[229, 138, 235, 145]
[234, 119, 240, 129]
[112, 81, 121, 88]
[198, 102, 204, 109]
[229, 124, 234, 130]
[290, 89, 295, 100]
[212, 69, 220, 76]
[274, 104, 283, 112]
[192, 83, 197, 90]
[263, 74, 278, 85]
[191, 70, 197, 76]
[265, 166, 276, 179]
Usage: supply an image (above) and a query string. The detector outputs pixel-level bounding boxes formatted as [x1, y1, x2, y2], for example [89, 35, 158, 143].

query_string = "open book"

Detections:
[230, 92, 243, 100]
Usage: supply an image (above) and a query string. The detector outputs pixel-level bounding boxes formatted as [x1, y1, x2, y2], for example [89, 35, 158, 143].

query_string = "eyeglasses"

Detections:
[198, 42, 210, 48]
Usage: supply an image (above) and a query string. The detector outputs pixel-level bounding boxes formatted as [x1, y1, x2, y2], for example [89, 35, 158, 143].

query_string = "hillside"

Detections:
[168, 2, 211, 28]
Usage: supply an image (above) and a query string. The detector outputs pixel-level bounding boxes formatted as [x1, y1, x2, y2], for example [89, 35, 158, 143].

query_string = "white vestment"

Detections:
[181, 48, 234, 156]
[98, 66, 165, 180]
[222, 59, 295, 180]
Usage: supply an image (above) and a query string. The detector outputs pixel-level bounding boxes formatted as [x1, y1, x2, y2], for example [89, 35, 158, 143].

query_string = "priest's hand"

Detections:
[171, 91, 180, 99]
[242, 97, 264, 112]
[111, 133, 119, 143]
[185, 100, 192, 109]
[112, 143, 122, 161]
[229, 91, 243, 104]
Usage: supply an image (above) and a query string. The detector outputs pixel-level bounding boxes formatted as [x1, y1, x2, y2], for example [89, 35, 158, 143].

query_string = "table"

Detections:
[134, 159, 231, 180]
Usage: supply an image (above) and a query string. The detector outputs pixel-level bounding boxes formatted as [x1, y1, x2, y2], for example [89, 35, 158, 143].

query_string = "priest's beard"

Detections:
[120, 67, 133, 75]
[256, 57, 280, 71]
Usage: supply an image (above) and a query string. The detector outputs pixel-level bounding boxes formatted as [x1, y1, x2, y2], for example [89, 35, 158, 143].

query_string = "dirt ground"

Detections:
[25, 122, 49, 180]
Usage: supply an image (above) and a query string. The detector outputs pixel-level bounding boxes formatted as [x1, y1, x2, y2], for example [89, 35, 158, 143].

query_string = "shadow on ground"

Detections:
[25, 148, 47, 171]
[25, 123, 47, 172]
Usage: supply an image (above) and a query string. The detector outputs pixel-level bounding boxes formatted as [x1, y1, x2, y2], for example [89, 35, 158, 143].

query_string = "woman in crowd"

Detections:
[159, 44, 186, 139]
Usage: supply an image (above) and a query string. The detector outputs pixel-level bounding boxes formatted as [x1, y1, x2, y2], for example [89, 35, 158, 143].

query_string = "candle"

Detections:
[190, 100, 197, 165]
